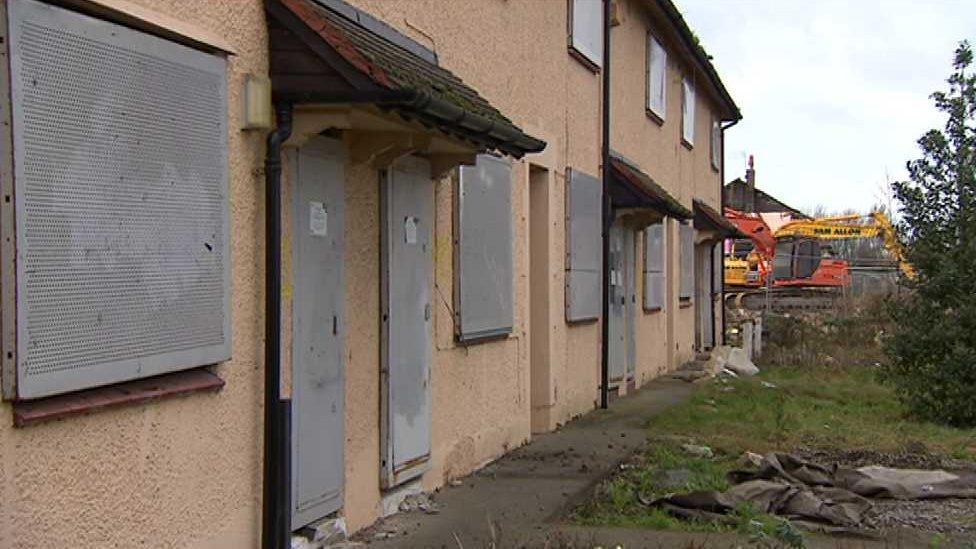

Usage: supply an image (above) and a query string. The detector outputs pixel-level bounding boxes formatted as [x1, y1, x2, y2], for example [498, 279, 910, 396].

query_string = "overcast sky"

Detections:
[675, 0, 975, 215]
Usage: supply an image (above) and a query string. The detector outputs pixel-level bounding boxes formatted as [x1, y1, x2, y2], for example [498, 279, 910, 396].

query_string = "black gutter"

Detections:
[393, 90, 546, 158]
[718, 118, 740, 345]
[263, 102, 293, 549]
[599, 0, 611, 410]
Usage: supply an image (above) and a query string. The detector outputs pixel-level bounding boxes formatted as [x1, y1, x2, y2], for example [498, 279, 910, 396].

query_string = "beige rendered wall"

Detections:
[324, 0, 607, 530]
[341, 1, 605, 419]
[0, 1, 269, 547]
[633, 229, 671, 386]
[611, 0, 726, 372]
[0, 1, 731, 546]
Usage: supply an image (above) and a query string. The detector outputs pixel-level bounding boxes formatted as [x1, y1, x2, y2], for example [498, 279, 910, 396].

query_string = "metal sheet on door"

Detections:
[291, 138, 345, 528]
[623, 227, 636, 380]
[381, 156, 433, 487]
[697, 245, 714, 349]
[608, 222, 635, 384]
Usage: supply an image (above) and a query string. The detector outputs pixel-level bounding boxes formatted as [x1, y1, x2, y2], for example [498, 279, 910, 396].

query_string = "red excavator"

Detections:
[723, 208, 851, 289]
[724, 208, 911, 290]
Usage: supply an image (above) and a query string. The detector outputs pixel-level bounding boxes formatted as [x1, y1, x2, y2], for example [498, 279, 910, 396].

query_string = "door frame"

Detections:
[378, 156, 434, 489]
[289, 137, 346, 528]
[608, 219, 636, 388]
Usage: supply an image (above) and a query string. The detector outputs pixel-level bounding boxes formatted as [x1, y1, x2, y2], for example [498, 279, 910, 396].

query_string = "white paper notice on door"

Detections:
[404, 216, 418, 244]
[310, 201, 328, 237]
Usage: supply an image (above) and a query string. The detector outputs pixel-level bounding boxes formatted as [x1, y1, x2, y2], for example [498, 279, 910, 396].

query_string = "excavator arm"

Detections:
[773, 213, 915, 278]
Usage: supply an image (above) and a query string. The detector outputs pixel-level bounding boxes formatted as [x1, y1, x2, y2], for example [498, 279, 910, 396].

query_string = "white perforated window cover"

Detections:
[570, 0, 603, 68]
[643, 222, 665, 310]
[682, 78, 696, 146]
[456, 155, 513, 342]
[8, 0, 230, 398]
[711, 119, 722, 169]
[679, 222, 695, 299]
[646, 35, 667, 119]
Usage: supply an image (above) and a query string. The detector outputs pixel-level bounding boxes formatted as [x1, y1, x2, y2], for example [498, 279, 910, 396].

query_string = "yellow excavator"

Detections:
[724, 209, 914, 288]
[773, 211, 915, 280]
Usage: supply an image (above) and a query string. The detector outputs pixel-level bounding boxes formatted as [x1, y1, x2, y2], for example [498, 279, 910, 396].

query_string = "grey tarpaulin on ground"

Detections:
[651, 453, 976, 531]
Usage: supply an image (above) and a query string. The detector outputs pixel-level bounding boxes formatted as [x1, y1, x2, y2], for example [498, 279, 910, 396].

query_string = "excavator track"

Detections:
[725, 287, 841, 311]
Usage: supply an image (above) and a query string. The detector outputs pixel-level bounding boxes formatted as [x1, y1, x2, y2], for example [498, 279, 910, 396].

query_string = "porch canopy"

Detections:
[609, 151, 691, 228]
[693, 198, 746, 242]
[266, 0, 545, 162]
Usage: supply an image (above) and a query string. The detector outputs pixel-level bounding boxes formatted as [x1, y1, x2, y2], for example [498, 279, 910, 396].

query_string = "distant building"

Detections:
[723, 157, 807, 218]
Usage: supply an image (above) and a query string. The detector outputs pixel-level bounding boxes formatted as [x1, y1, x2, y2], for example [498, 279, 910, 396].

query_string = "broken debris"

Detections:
[681, 444, 714, 459]
[670, 346, 758, 383]
[651, 452, 976, 532]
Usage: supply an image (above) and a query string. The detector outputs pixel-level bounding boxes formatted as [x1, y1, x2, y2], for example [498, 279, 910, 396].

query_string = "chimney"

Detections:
[745, 154, 756, 212]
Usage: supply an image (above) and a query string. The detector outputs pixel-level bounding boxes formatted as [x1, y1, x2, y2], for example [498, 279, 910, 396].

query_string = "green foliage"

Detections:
[885, 41, 976, 426]
[572, 445, 734, 531]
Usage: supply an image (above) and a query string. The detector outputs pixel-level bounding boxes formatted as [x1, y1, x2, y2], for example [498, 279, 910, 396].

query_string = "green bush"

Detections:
[884, 42, 976, 426]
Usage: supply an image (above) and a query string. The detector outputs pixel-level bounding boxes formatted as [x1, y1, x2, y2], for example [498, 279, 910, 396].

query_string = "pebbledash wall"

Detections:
[280, 0, 735, 533]
[310, 0, 605, 531]
[0, 0, 735, 547]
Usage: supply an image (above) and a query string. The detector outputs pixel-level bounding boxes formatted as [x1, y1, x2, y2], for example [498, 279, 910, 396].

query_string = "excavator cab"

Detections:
[773, 237, 849, 287]
[773, 238, 819, 281]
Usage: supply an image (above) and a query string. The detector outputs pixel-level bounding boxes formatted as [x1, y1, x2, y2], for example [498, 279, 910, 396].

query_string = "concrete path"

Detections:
[358, 378, 696, 547]
[355, 378, 934, 548]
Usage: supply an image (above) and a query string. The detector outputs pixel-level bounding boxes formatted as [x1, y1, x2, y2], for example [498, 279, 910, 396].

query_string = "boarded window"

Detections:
[565, 168, 602, 322]
[456, 155, 513, 342]
[643, 222, 665, 310]
[679, 222, 694, 300]
[646, 35, 667, 118]
[711, 119, 721, 169]
[7, 0, 229, 398]
[570, 0, 603, 68]
[682, 78, 696, 146]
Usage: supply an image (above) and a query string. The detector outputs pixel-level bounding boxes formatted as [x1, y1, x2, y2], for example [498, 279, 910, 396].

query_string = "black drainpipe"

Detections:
[599, 0, 612, 410]
[719, 118, 740, 345]
[263, 101, 293, 549]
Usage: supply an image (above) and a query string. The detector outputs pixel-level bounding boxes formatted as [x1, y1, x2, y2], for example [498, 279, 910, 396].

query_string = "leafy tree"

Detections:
[884, 41, 976, 425]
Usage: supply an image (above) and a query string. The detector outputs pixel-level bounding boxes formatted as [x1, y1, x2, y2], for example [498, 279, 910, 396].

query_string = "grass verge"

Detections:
[573, 303, 976, 544]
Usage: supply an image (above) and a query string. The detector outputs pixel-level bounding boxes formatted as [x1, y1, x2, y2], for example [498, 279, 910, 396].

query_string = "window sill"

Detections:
[568, 46, 601, 74]
[643, 305, 663, 314]
[455, 329, 513, 346]
[646, 109, 664, 126]
[12, 368, 224, 428]
[681, 139, 694, 151]
[679, 298, 692, 308]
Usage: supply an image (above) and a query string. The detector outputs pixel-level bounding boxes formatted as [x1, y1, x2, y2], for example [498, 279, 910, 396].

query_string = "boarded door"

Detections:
[623, 228, 636, 381]
[696, 244, 714, 350]
[607, 222, 635, 385]
[381, 156, 434, 487]
[291, 138, 345, 527]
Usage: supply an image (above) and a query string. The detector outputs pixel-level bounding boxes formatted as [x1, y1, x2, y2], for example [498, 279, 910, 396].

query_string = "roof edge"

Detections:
[268, 0, 547, 159]
[389, 90, 547, 158]
[655, 0, 741, 121]
[610, 151, 692, 219]
[693, 198, 745, 237]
